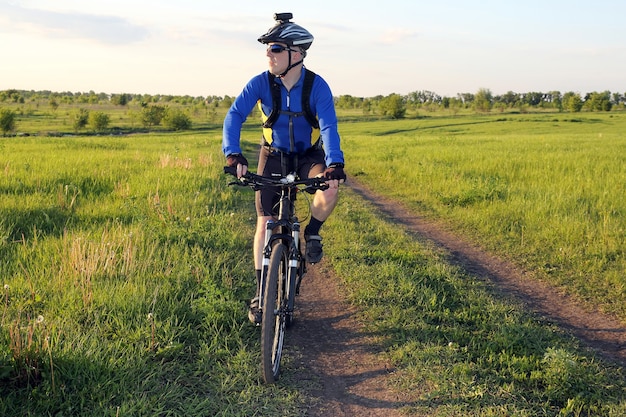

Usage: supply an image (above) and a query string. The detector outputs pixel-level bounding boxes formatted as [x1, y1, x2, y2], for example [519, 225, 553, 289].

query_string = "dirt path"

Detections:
[288, 178, 626, 416]
[346, 178, 626, 363]
[289, 261, 411, 416]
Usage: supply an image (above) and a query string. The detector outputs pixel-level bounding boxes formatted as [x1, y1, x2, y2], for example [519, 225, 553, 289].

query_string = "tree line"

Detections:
[0, 90, 200, 135]
[337, 89, 624, 118]
[3, 88, 624, 112]
[1, 88, 625, 135]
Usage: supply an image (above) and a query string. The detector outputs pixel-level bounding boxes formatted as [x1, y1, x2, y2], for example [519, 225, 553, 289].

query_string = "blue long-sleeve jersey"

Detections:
[222, 68, 344, 167]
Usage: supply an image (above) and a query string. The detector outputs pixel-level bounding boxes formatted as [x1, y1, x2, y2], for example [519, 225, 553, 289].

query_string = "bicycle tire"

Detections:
[261, 242, 288, 383]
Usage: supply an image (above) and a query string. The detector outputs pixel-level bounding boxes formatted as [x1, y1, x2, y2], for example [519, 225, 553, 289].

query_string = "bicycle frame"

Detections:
[259, 179, 301, 322]
[224, 166, 328, 382]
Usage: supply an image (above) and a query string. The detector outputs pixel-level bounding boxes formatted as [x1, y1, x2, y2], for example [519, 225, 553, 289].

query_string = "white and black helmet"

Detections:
[258, 13, 314, 51]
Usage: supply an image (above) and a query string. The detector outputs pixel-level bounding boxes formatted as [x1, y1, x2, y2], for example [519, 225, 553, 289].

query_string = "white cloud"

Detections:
[0, 2, 149, 44]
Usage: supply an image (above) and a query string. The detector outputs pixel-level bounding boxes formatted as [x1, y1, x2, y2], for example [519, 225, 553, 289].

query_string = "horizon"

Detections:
[1, 87, 621, 101]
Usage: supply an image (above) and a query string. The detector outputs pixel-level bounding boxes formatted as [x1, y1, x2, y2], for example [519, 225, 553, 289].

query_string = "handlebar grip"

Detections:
[223, 166, 237, 176]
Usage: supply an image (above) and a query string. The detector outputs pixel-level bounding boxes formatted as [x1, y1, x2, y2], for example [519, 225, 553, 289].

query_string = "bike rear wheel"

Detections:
[261, 242, 288, 383]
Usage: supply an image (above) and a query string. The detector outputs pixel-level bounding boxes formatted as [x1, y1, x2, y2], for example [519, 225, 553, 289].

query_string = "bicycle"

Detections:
[224, 166, 329, 383]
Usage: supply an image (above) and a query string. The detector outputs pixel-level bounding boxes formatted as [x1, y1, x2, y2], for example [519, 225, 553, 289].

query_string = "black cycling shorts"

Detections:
[255, 146, 326, 217]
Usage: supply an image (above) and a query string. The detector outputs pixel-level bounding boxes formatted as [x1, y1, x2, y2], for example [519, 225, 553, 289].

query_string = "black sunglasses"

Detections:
[267, 44, 295, 54]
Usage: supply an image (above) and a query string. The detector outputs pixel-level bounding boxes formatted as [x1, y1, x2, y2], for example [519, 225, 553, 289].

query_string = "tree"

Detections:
[447, 97, 463, 115]
[141, 104, 166, 128]
[0, 89, 22, 103]
[562, 92, 583, 113]
[406, 90, 441, 105]
[546, 91, 563, 111]
[473, 88, 493, 113]
[500, 91, 519, 107]
[378, 93, 406, 119]
[522, 92, 544, 106]
[362, 98, 373, 115]
[89, 111, 110, 132]
[73, 108, 90, 131]
[336, 95, 360, 109]
[163, 108, 192, 130]
[111, 93, 131, 106]
[220, 95, 234, 109]
[0, 108, 17, 135]
[584, 91, 612, 112]
[611, 92, 624, 106]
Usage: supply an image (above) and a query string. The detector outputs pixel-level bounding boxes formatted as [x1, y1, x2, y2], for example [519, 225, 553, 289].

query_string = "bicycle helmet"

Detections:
[258, 13, 314, 51]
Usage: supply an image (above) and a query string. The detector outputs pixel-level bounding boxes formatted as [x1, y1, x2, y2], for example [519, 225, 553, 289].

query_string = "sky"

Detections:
[1, 0, 625, 98]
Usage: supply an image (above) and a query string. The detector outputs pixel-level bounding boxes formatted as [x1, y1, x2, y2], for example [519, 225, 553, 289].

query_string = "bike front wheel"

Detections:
[261, 242, 288, 383]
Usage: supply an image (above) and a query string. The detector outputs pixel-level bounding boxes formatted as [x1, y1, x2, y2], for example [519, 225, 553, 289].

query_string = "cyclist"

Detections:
[222, 13, 346, 324]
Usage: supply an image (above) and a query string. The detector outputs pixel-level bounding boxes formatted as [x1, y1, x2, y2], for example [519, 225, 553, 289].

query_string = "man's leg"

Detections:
[304, 184, 339, 263]
[254, 215, 273, 270]
[248, 215, 272, 324]
[248, 147, 276, 324]
[310, 185, 339, 222]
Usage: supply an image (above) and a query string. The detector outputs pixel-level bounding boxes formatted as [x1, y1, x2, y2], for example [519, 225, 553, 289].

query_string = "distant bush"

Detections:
[110, 93, 131, 106]
[163, 108, 192, 130]
[89, 111, 110, 132]
[378, 93, 406, 119]
[73, 108, 90, 132]
[563, 92, 583, 113]
[0, 108, 17, 135]
[584, 91, 612, 112]
[141, 104, 166, 128]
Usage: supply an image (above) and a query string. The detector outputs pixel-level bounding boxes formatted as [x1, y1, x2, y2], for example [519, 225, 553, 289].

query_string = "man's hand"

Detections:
[226, 153, 249, 178]
[324, 164, 346, 180]
[323, 163, 346, 189]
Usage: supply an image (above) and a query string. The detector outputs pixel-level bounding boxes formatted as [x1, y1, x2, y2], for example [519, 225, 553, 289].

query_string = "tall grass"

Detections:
[343, 112, 626, 319]
[0, 132, 306, 415]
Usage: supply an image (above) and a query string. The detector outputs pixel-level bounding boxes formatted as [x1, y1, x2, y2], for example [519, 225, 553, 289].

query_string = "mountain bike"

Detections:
[224, 167, 329, 383]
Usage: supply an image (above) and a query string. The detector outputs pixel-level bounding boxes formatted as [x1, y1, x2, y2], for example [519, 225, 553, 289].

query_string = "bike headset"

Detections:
[258, 13, 314, 78]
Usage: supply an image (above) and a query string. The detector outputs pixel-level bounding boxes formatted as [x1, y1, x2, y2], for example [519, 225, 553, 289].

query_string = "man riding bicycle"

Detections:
[222, 13, 346, 324]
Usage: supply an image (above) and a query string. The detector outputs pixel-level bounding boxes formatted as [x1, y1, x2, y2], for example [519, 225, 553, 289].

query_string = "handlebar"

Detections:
[223, 166, 329, 193]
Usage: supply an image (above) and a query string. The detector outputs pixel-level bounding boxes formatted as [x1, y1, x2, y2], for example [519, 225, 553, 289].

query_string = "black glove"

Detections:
[324, 163, 346, 181]
[226, 153, 248, 168]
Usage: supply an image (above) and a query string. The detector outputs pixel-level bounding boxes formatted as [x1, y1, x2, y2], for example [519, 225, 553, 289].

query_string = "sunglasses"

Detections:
[267, 44, 295, 54]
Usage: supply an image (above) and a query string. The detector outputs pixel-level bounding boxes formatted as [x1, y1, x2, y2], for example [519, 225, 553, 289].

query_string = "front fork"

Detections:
[259, 219, 301, 313]
[258, 220, 274, 311]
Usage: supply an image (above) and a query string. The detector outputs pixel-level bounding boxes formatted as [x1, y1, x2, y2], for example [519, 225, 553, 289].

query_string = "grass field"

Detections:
[1, 110, 625, 415]
[341, 112, 626, 319]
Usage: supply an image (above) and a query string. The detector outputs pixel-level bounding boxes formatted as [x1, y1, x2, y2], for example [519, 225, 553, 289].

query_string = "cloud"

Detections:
[0, 2, 149, 45]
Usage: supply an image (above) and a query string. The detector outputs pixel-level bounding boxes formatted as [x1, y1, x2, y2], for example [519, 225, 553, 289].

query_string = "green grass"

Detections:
[2, 100, 238, 135]
[342, 112, 626, 319]
[0, 132, 307, 415]
[1, 112, 625, 415]
[325, 187, 626, 415]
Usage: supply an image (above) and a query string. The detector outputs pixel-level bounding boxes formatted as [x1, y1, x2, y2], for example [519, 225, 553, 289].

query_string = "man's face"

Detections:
[266, 43, 300, 75]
